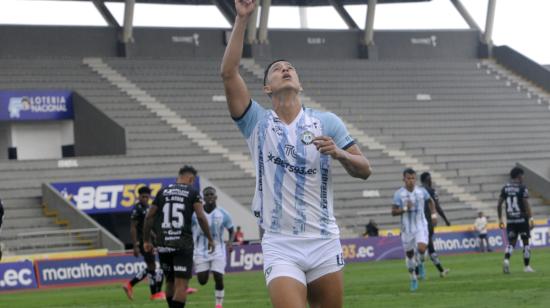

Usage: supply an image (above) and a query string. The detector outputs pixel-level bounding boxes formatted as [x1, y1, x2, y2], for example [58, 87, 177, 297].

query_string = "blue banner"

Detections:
[51, 177, 201, 214]
[35, 255, 147, 287]
[0, 261, 38, 292]
[0, 90, 73, 121]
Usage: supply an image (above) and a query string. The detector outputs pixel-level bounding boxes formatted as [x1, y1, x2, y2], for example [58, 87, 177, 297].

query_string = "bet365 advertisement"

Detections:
[51, 177, 200, 214]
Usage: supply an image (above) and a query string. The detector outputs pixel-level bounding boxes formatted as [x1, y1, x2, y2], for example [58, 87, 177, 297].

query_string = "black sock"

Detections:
[505, 253, 511, 260]
[436, 263, 444, 272]
[415, 266, 419, 275]
[147, 270, 157, 295]
[171, 300, 185, 308]
[130, 267, 148, 286]
[166, 297, 173, 307]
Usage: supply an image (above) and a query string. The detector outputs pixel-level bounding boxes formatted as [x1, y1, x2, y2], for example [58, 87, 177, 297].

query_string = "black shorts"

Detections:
[159, 248, 193, 280]
[138, 243, 156, 264]
[506, 222, 530, 242]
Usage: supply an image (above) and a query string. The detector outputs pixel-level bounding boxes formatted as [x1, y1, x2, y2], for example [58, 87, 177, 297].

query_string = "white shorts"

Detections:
[401, 228, 429, 252]
[261, 233, 344, 286]
[194, 256, 226, 274]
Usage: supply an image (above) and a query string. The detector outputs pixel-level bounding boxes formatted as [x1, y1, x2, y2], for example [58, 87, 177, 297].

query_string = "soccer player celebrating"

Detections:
[221, 1, 372, 307]
[392, 168, 437, 291]
[497, 167, 535, 274]
[123, 186, 165, 301]
[192, 187, 235, 308]
[143, 166, 214, 308]
[420, 172, 451, 278]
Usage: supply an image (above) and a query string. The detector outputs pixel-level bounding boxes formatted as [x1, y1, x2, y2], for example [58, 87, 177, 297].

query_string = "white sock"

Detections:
[406, 257, 417, 279]
[215, 289, 224, 305]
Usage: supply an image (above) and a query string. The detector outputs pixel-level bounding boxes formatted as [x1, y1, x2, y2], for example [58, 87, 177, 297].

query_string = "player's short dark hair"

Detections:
[203, 186, 216, 194]
[179, 165, 197, 176]
[403, 168, 416, 177]
[138, 186, 151, 195]
[420, 172, 431, 183]
[263, 59, 288, 86]
[510, 167, 524, 179]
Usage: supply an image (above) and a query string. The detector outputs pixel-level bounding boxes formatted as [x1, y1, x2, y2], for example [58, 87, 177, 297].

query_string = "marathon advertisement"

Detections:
[0, 90, 73, 121]
[35, 255, 147, 288]
[51, 177, 200, 214]
[0, 261, 38, 292]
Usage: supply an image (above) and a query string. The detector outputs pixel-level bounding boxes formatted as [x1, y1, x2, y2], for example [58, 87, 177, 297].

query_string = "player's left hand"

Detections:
[529, 219, 535, 230]
[313, 136, 343, 159]
[208, 239, 216, 254]
[227, 242, 234, 253]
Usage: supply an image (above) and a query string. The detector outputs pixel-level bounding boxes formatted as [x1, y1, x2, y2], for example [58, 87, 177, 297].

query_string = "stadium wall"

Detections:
[494, 45, 550, 94]
[72, 93, 126, 156]
[0, 25, 480, 60]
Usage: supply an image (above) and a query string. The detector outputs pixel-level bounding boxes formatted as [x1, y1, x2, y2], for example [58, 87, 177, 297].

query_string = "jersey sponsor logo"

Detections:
[284, 144, 298, 159]
[266, 152, 317, 175]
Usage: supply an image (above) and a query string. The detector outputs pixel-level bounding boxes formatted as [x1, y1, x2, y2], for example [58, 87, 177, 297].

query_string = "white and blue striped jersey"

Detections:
[235, 100, 355, 238]
[393, 187, 430, 234]
[192, 207, 233, 260]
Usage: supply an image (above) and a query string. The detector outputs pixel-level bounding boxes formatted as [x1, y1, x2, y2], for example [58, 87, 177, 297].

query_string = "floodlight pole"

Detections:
[364, 0, 377, 46]
[484, 0, 497, 49]
[246, 6, 259, 44]
[122, 0, 135, 44]
[329, 0, 359, 30]
[450, 0, 481, 31]
[258, 0, 271, 44]
[299, 7, 308, 29]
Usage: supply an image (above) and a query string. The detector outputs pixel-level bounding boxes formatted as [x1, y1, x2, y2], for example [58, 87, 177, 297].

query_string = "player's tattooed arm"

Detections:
[391, 204, 406, 216]
[143, 204, 158, 253]
[130, 220, 140, 257]
[428, 198, 437, 226]
[227, 227, 235, 253]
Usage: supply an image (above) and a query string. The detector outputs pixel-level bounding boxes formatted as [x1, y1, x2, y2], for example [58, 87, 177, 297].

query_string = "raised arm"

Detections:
[220, 0, 256, 118]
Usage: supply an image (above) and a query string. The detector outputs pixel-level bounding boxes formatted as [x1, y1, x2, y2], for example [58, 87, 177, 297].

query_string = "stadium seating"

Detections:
[1, 56, 549, 252]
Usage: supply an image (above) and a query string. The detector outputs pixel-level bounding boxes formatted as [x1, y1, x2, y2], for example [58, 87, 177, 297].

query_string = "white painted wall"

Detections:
[9, 120, 74, 160]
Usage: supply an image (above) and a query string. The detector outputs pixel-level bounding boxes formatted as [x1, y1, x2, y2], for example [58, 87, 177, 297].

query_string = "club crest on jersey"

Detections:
[300, 130, 315, 145]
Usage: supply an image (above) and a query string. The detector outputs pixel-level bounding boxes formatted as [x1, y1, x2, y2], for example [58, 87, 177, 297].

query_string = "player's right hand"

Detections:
[498, 221, 505, 229]
[235, 0, 256, 18]
[143, 241, 153, 253]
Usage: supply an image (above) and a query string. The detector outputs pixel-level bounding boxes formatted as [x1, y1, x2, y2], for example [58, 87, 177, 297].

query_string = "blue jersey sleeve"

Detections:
[222, 209, 234, 229]
[234, 100, 266, 139]
[393, 190, 403, 207]
[316, 111, 355, 150]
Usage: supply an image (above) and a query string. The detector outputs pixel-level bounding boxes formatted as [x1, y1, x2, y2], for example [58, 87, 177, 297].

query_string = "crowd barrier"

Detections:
[2, 222, 549, 292]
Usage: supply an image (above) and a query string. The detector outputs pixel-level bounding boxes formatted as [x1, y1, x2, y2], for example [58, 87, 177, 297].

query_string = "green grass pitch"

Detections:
[2, 248, 550, 307]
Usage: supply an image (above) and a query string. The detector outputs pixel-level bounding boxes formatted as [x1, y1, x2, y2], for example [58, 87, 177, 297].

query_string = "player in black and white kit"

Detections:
[497, 167, 535, 274]
[123, 186, 165, 301]
[0, 198, 4, 261]
[143, 166, 214, 308]
[420, 172, 451, 278]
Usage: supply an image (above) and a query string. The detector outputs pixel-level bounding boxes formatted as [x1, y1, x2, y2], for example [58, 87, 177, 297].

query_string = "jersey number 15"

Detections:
[162, 202, 186, 229]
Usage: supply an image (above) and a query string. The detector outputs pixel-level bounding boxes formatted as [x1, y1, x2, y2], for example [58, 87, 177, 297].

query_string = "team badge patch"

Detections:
[300, 130, 315, 145]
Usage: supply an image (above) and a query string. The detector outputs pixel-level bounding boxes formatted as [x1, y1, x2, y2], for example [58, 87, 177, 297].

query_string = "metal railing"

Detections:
[15, 228, 101, 252]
